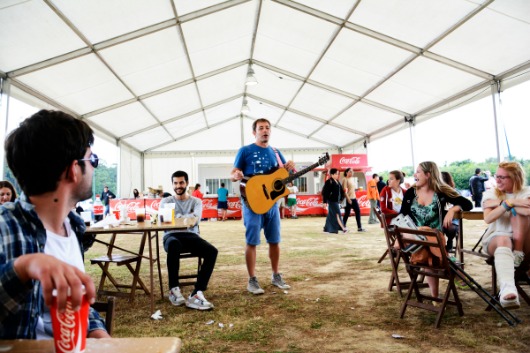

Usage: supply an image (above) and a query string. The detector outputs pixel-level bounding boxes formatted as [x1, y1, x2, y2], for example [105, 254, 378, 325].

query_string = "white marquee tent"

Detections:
[1, 0, 529, 195]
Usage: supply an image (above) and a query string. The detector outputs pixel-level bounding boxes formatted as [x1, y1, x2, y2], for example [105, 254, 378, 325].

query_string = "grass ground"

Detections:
[85, 216, 530, 353]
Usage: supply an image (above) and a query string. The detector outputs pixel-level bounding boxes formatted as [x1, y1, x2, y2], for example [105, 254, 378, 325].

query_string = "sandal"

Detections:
[499, 283, 520, 309]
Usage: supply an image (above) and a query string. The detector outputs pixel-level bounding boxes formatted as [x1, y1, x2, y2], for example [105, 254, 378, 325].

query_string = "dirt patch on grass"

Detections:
[85, 217, 530, 352]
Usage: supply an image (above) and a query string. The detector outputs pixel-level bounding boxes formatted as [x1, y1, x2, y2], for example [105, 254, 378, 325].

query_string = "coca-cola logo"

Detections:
[55, 301, 80, 353]
[339, 156, 361, 165]
[151, 200, 160, 210]
[228, 201, 241, 210]
[296, 197, 320, 208]
[202, 199, 216, 210]
[357, 195, 370, 208]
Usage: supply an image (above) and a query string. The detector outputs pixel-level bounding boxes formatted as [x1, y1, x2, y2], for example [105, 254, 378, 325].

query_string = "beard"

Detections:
[175, 187, 187, 196]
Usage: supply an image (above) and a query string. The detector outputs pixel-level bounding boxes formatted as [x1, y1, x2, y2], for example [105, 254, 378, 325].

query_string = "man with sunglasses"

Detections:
[0, 110, 109, 339]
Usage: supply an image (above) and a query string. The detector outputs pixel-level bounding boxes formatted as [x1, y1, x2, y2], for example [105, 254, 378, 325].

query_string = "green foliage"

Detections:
[92, 159, 117, 199]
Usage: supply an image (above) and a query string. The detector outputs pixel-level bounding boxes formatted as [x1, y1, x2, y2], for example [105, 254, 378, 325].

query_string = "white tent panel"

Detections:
[311, 28, 413, 96]
[312, 124, 363, 147]
[86, 102, 157, 138]
[294, 0, 355, 19]
[123, 126, 172, 152]
[204, 99, 241, 126]
[181, 1, 255, 76]
[53, 0, 174, 44]
[366, 56, 484, 113]
[290, 83, 353, 121]
[245, 98, 284, 124]
[99, 28, 192, 96]
[142, 83, 201, 122]
[165, 112, 207, 139]
[16, 54, 134, 114]
[0, 0, 85, 72]
[278, 111, 325, 136]
[349, 0, 479, 48]
[196, 66, 246, 106]
[153, 118, 242, 152]
[430, 4, 530, 74]
[334, 102, 402, 134]
[254, 1, 338, 77]
[144, 155, 193, 195]
[119, 143, 143, 198]
[173, 0, 229, 16]
[246, 66, 303, 107]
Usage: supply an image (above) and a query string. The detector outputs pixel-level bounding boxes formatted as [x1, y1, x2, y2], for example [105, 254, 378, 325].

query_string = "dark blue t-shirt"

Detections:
[234, 144, 286, 176]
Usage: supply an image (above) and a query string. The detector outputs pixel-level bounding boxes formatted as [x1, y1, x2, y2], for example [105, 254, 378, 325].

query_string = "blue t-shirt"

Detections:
[233, 144, 286, 176]
[217, 187, 229, 202]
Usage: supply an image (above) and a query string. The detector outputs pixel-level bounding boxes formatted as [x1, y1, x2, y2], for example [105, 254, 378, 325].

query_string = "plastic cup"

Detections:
[135, 208, 145, 222]
[80, 212, 92, 227]
[50, 291, 89, 353]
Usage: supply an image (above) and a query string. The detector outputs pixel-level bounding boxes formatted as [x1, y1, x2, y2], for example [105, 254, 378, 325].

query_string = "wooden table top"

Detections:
[85, 217, 197, 234]
[0, 337, 181, 353]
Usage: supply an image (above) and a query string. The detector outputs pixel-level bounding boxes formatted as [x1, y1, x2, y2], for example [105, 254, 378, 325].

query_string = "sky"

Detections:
[368, 79, 530, 172]
[3, 77, 529, 172]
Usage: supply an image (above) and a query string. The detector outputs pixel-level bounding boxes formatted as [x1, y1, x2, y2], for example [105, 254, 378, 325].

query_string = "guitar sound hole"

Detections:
[273, 180, 284, 191]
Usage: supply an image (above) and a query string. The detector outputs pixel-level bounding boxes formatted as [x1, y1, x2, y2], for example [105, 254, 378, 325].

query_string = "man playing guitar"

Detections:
[231, 118, 296, 295]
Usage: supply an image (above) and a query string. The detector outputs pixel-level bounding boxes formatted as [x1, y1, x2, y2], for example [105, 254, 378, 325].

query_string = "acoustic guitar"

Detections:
[240, 153, 330, 214]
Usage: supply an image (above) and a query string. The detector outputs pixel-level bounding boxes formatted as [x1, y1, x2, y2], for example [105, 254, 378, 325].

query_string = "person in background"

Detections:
[322, 168, 348, 234]
[469, 168, 489, 208]
[286, 182, 298, 219]
[161, 170, 218, 310]
[481, 161, 530, 309]
[379, 170, 406, 222]
[192, 184, 204, 199]
[441, 171, 461, 252]
[341, 168, 365, 232]
[276, 196, 286, 219]
[231, 118, 294, 295]
[484, 170, 497, 191]
[217, 182, 229, 221]
[0, 109, 109, 339]
[133, 188, 140, 199]
[0, 180, 17, 204]
[101, 185, 116, 216]
[367, 173, 380, 224]
[400, 161, 473, 300]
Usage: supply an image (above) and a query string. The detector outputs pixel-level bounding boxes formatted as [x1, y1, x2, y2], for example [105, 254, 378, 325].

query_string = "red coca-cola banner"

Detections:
[331, 154, 368, 170]
[110, 192, 371, 219]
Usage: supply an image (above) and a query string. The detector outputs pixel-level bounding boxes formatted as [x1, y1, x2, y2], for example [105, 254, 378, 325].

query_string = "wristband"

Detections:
[505, 199, 514, 208]
[502, 201, 512, 212]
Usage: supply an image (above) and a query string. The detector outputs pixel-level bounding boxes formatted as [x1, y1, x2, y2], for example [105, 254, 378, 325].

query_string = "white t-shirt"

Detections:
[390, 188, 404, 213]
[287, 185, 298, 199]
[36, 218, 85, 339]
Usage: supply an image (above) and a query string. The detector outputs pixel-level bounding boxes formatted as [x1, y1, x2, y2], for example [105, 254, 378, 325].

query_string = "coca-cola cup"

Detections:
[135, 208, 145, 222]
[50, 289, 89, 353]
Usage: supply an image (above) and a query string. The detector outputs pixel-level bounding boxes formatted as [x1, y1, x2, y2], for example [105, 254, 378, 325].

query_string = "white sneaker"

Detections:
[186, 291, 214, 310]
[271, 273, 291, 290]
[247, 276, 265, 295]
[169, 286, 185, 306]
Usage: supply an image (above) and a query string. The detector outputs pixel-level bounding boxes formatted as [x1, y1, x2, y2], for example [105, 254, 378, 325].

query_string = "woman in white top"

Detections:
[482, 161, 530, 309]
[286, 182, 298, 219]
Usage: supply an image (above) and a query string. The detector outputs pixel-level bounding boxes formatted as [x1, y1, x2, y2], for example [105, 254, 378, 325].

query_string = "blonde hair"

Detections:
[415, 161, 460, 198]
[495, 161, 526, 198]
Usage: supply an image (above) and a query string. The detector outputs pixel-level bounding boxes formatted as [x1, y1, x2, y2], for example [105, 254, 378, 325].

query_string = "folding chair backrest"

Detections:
[374, 207, 395, 250]
[394, 226, 450, 273]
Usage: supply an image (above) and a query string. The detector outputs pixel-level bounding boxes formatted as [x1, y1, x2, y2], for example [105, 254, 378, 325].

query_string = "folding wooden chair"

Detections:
[90, 232, 150, 301]
[394, 226, 464, 328]
[374, 207, 416, 297]
[177, 252, 203, 288]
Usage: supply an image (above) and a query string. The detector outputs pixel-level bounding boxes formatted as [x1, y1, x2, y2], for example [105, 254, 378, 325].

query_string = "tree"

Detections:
[93, 159, 117, 200]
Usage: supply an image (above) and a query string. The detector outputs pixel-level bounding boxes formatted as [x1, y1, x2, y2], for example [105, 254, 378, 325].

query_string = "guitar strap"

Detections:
[272, 147, 284, 168]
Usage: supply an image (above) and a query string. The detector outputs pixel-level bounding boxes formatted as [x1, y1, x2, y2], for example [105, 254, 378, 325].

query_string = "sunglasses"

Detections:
[78, 153, 99, 168]
[495, 175, 510, 180]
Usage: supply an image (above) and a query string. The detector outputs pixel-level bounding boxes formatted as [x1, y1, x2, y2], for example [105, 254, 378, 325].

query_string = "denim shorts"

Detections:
[243, 203, 281, 246]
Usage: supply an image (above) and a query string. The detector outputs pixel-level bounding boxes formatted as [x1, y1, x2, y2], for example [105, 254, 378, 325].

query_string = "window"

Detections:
[205, 178, 232, 195]
[294, 177, 307, 193]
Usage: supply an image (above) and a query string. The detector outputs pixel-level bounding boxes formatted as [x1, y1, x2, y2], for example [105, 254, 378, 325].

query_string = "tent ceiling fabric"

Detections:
[1, 0, 530, 154]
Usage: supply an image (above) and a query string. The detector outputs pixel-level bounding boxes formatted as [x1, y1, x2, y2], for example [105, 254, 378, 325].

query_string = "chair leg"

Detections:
[400, 273, 417, 319]
[378, 249, 389, 263]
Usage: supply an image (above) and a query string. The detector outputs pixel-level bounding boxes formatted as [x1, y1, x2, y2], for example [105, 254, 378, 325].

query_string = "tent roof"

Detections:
[2, 0, 530, 154]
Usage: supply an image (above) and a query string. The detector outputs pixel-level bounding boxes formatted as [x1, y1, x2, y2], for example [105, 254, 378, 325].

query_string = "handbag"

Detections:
[409, 226, 447, 266]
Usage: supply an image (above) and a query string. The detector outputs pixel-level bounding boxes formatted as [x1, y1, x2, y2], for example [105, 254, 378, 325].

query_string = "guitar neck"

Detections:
[285, 161, 320, 183]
